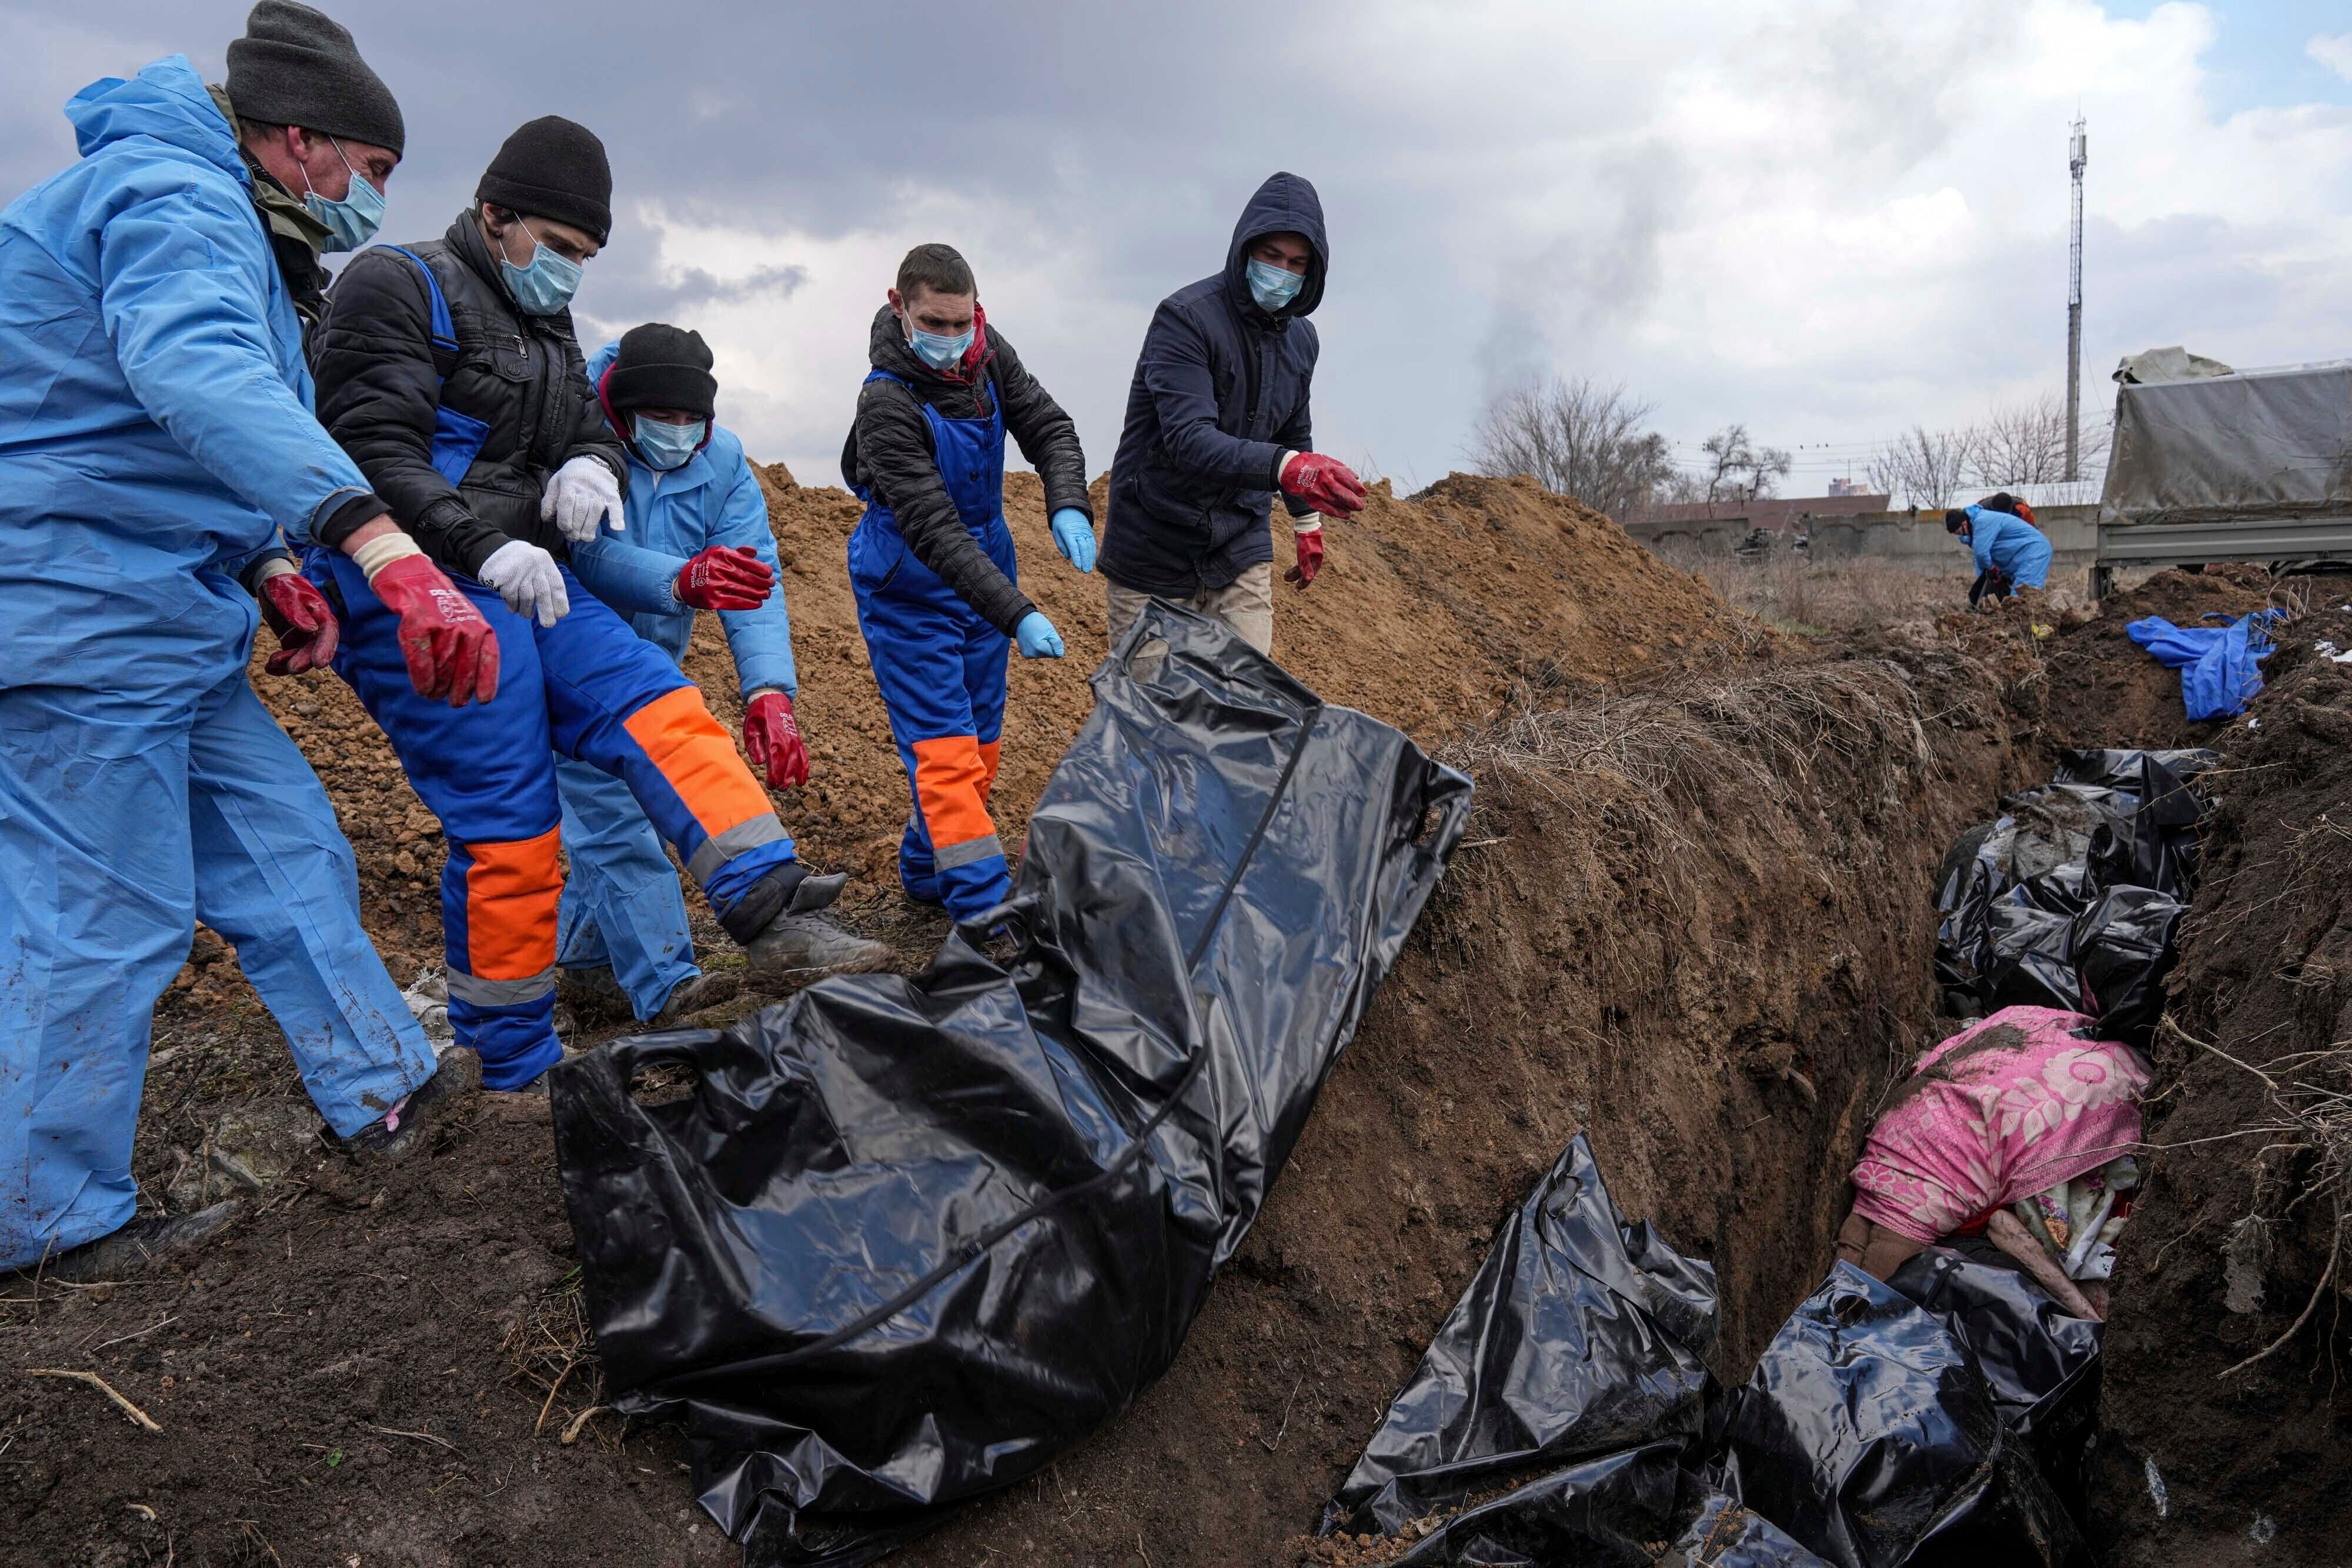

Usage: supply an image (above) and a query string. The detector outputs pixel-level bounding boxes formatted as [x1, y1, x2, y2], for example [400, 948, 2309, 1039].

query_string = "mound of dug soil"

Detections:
[2090, 604, 2352, 1564]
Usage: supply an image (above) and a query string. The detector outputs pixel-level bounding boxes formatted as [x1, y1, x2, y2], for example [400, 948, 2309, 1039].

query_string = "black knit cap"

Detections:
[1945, 508, 1969, 533]
[476, 117, 612, 244]
[607, 323, 717, 418]
[224, 1, 404, 155]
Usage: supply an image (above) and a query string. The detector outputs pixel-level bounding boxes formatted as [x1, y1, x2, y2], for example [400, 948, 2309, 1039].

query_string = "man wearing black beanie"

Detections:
[0, 8, 494, 1278]
[308, 126, 888, 1092]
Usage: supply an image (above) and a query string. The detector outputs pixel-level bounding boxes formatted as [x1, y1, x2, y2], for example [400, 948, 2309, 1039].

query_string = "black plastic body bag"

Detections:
[549, 602, 1472, 1566]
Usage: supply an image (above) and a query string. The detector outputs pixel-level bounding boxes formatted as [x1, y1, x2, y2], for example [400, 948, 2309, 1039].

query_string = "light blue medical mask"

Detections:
[300, 137, 385, 253]
[1245, 256, 1304, 313]
[497, 223, 584, 316]
[633, 415, 706, 471]
[906, 320, 974, 371]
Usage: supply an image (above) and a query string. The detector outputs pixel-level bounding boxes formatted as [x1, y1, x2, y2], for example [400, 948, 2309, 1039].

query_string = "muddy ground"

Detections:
[4, 473, 2337, 1568]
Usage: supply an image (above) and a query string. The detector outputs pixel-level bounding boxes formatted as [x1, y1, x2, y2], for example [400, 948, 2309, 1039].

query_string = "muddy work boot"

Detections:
[720, 861, 891, 977]
[336, 1051, 482, 1158]
[650, 971, 736, 1025]
[22, 1201, 246, 1285]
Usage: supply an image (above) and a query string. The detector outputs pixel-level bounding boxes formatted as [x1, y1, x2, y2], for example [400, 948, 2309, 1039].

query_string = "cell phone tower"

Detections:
[2066, 116, 2086, 482]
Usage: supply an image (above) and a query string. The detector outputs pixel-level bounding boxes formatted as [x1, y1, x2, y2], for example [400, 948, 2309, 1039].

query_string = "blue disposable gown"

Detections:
[0, 55, 435, 1268]
[553, 340, 800, 1017]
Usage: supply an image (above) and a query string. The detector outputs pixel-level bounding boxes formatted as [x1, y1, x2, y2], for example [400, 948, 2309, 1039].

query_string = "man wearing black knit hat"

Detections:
[308, 126, 887, 1094]
[0, 2, 495, 1279]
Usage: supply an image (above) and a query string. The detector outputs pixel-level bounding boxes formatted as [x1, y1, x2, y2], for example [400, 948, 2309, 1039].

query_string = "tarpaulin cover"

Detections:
[549, 602, 1471, 1566]
[2127, 610, 2283, 721]
[1322, 1133, 1719, 1539]
[1889, 1243, 2104, 1517]
[2100, 359, 2352, 525]
[2048, 746, 2217, 791]
[2069, 886, 2186, 1044]
[1714, 1264, 2090, 1567]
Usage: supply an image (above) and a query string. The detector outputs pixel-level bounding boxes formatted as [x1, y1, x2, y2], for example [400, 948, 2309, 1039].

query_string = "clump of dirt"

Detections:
[2089, 603, 2352, 1566]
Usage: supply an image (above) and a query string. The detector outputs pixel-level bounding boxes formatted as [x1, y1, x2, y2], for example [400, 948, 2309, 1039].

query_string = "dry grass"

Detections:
[1656, 546, 1957, 634]
[1441, 660, 1936, 851]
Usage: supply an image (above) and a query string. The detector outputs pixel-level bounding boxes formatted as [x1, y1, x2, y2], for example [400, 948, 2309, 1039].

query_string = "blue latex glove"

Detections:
[1014, 610, 1065, 659]
[1049, 507, 1097, 573]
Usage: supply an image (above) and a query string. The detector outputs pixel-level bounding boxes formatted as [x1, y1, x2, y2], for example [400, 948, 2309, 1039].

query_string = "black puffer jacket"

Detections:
[1102, 172, 1324, 596]
[310, 210, 626, 576]
[841, 305, 1091, 637]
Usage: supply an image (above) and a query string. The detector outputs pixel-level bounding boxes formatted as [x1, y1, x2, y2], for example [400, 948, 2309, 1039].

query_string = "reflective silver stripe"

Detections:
[687, 814, 792, 885]
[933, 833, 1005, 871]
[445, 965, 557, 1007]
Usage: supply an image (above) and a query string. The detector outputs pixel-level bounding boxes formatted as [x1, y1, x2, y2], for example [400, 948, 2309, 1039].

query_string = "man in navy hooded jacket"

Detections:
[1101, 172, 1368, 655]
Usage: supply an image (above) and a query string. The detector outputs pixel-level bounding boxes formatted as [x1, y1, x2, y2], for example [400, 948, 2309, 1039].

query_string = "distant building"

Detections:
[1827, 477, 1869, 497]
[1634, 493, 1892, 531]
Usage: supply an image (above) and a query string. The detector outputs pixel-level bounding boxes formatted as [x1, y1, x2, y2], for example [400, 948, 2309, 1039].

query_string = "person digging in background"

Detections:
[1100, 171, 1367, 654]
[550, 323, 825, 1026]
[842, 242, 1093, 927]
[0, 2, 492, 1279]
[308, 118, 885, 1095]
[1949, 500, 2052, 609]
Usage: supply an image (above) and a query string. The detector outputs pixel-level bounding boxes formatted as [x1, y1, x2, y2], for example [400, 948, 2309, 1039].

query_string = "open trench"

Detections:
[2, 472, 2321, 1567]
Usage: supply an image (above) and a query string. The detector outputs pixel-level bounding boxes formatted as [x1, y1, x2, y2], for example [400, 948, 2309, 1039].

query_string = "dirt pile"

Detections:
[2089, 601, 2352, 1564]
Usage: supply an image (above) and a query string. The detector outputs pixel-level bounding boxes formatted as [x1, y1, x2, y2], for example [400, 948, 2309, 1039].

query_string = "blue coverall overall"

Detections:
[549, 342, 799, 1020]
[1964, 503, 2053, 591]
[0, 58, 436, 1268]
[848, 372, 1017, 924]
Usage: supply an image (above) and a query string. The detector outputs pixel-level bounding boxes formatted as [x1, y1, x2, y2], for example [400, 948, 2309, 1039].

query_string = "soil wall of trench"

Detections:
[6, 475, 2210, 1568]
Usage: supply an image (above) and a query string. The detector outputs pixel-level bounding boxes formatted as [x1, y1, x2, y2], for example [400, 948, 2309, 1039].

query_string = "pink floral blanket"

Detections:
[1850, 1006, 2151, 1244]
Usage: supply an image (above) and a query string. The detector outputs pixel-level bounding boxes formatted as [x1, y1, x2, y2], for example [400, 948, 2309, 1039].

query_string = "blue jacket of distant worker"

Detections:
[1963, 503, 2053, 589]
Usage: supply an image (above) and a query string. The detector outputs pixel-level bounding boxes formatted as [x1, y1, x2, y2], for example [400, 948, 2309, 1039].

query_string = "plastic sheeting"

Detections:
[1890, 1243, 2104, 1517]
[550, 602, 1471, 1566]
[1715, 1265, 2089, 1568]
[1322, 1134, 1720, 1540]
[2127, 610, 2283, 721]
[1933, 751, 2205, 1041]
[2102, 359, 2352, 526]
[1319, 1148, 2100, 1568]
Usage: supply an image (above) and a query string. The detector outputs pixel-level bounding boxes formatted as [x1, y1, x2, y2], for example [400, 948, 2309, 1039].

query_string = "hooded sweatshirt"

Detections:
[0, 54, 385, 694]
[1102, 172, 1328, 596]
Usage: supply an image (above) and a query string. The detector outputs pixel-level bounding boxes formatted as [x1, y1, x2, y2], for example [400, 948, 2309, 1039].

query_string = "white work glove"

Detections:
[540, 454, 623, 544]
[477, 538, 570, 627]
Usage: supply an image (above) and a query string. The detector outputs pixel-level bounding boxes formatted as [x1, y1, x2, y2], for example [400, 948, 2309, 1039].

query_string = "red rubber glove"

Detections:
[256, 569, 339, 674]
[676, 546, 774, 611]
[369, 554, 499, 706]
[1278, 452, 1368, 519]
[743, 691, 809, 788]
[1285, 526, 1325, 591]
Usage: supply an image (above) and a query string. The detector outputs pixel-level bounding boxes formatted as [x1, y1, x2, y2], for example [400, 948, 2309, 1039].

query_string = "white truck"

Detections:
[2093, 355, 2352, 597]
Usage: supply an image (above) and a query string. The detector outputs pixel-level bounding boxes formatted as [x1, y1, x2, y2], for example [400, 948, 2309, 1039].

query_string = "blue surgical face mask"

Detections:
[300, 137, 385, 253]
[904, 313, 974, 371]
[1245, 256, 1304, 313]
[633, 414, 706, 471]
[497, 222, 584, 316]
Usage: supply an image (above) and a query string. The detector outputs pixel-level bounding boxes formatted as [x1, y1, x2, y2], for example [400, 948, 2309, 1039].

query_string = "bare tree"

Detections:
[1695, 424, 1793, 504]
[1468, 376, 1678, 521]
[1866, 424, 1976, 509]
[1970, 390, 2109, 486]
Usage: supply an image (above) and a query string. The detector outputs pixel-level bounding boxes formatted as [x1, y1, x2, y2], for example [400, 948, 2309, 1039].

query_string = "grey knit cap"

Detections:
[225, 1, 404, 155]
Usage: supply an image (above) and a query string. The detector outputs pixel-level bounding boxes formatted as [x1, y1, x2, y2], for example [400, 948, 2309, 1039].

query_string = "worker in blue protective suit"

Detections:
[552, 325, 812, 1024]
[0, 9, 501, 1279]
[841, 243, 1095, 927]
[1947, 503, 2053, 603]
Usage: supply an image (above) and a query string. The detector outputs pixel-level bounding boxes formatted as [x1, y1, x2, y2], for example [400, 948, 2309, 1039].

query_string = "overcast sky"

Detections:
[6, 0, 2349, 496]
